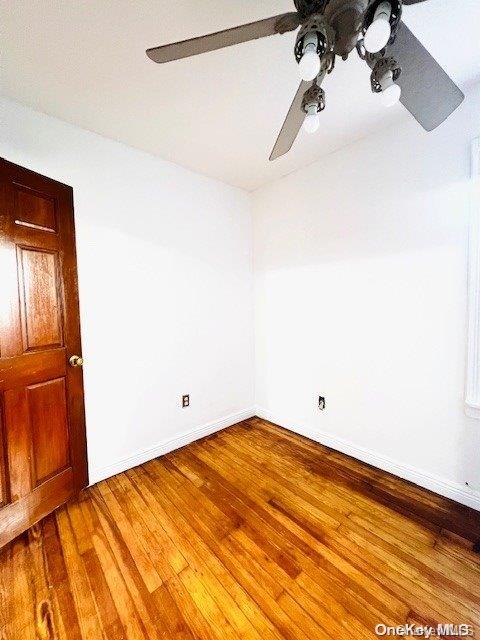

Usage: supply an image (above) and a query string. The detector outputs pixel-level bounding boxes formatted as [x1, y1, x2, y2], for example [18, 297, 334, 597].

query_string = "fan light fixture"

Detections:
[298, 32, 321, 81]
[146, 0, 466, 162]
[303, 104, 320, 132]
[301, 84, 325, 134]
[381, 81, 401, 106]
[364, 1, 392, 53]
[370, 57, 402, 108]
[379, 69, 401, 106]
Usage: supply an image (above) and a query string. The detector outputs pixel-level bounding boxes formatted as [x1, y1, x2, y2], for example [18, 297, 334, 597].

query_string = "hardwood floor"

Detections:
[1, 417, 480, 640]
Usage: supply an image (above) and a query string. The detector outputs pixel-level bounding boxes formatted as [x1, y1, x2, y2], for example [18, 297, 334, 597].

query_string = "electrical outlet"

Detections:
[182, 394, 190, 408]
[318, 396, 325, 411]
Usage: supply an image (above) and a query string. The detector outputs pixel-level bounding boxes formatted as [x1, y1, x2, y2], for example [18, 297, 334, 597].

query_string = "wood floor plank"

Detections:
[88, 494, 160, 640]
[0, 535, 38, 640]
[127, 466, 283, 640]
[25, 523, 65, 640]
[134, 463, 308, 640]
[174, 444, 412, 623]
[55, 506, 106, 640]
[2, 417, 479, 640]
[151, 582, 196, 640]
[332, 524, 480, 632]
[140, 463, 284, 640]
[256, 419, 480, 542]
[41, 515, 83, 640]
[190, 444, 404, 604]
[165, 574, 225, 640]
[95, 480, 163, 593]
[344, 513, 480, 591]
[109, 473, 185, 582]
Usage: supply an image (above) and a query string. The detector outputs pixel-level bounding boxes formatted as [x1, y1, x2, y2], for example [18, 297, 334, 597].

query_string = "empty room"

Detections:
[1, 0, 479, 638]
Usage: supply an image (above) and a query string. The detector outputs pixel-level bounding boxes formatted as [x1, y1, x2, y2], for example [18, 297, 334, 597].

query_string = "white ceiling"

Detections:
[1, 1, 479, 191]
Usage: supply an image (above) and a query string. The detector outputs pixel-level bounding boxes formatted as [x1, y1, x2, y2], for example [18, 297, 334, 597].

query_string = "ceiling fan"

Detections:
[146, 0, 464, 161]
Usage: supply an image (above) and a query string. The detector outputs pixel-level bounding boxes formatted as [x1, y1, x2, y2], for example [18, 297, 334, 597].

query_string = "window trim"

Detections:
[465, 138, 480, 418]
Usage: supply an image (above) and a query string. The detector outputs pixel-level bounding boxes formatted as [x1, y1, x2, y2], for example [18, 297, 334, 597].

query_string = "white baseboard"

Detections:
[88, 407, 255, 485]
[255, 407, 480, 512]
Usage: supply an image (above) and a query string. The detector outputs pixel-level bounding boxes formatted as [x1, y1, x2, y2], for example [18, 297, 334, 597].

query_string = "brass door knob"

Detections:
[69, 355, 84, 368]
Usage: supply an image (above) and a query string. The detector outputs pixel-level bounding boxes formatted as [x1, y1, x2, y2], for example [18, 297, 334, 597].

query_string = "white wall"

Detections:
[2, 86, 479, 510]
[0, 97, 254, 484]
[253, 83, 480, 510]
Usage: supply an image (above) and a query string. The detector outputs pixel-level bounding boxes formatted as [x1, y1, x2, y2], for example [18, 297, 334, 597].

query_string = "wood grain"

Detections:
[14, 185, 57, 233]
[18, 247, 63, 351]
[0, 400, 8, 508]
[1, 417, 479, 640]
[28, 377, 70, 485]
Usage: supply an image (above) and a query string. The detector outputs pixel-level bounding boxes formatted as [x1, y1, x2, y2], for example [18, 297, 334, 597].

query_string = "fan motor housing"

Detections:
[294, 0, 330, 20]
[323, 0, 370, 57]
[296, 0, 401, 58]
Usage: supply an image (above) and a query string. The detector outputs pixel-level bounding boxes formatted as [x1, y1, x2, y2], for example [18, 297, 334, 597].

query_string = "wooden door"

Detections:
[0, 158, 88, 548]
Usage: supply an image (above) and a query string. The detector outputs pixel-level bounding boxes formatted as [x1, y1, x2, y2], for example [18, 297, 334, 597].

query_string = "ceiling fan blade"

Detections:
[146, 12, 300, 63]
[402, 0, 429, 4]
[270, 74, 328, 162]
[270, 80, 311, 161]
[385, 22, 464, 131]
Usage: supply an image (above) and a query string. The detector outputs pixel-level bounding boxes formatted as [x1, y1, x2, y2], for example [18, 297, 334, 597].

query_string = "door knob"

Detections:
[69, 355, 84, 368]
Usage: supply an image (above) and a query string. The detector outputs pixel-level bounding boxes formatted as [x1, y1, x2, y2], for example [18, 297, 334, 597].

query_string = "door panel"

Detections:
[0, 349, 66, 391]
[14, 185, 57, 233]
[28, 377, 70, 486]
[18, 247, 63, 351]
[0, 158, 87, 548]
[0, 468, 73, 548]
[3, 388, 31, 501]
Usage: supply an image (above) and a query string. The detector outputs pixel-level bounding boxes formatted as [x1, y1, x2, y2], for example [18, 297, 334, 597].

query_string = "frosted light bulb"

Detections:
[381, 82, 401, 107]
[299, 45, 321, 81]
[303, 104, 320, 133]
[364, 18, 391, 53]
[364, 2, 392, 53]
